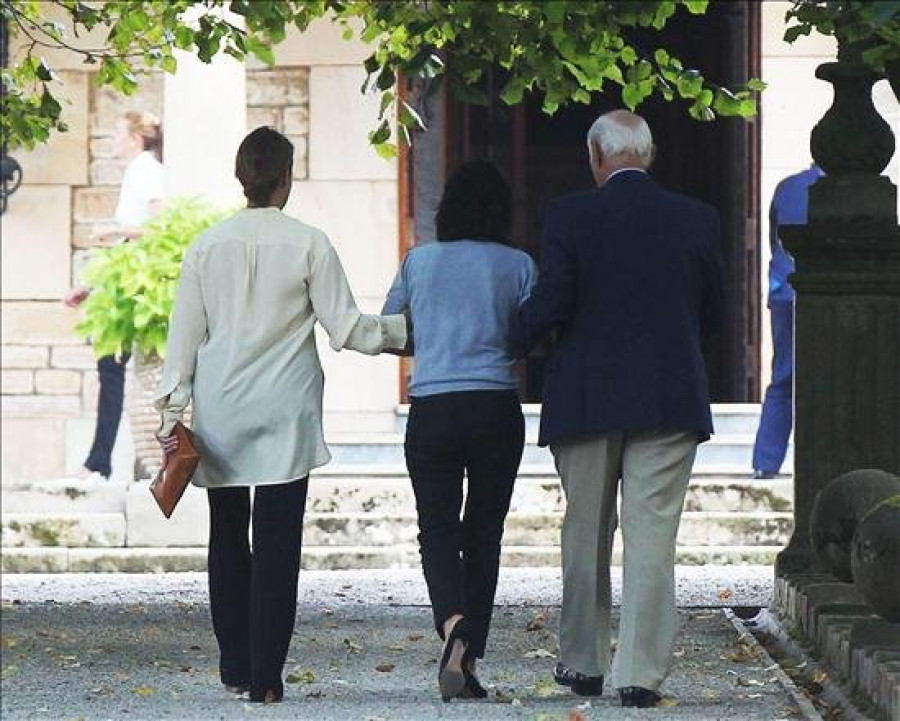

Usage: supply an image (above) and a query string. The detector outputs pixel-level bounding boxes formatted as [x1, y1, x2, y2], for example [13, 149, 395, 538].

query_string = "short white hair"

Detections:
[586, 110, 653, 167]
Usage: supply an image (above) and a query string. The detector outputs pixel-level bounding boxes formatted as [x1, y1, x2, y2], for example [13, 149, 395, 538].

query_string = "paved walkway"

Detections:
[0, 568, 810, 720]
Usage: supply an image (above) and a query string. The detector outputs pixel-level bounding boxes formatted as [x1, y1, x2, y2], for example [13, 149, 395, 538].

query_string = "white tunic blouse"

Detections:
[154, 207, 407, 488]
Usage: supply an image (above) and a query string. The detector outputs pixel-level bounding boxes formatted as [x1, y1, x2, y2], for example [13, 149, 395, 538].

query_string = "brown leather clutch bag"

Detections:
[150, 421, 200, 518]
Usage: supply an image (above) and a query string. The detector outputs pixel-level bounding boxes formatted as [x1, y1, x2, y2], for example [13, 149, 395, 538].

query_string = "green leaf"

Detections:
[369, 120, 391, 146]
[783, 25, 811, 44]
[622, 83, 643, 109]
[746, 78, 767, 92]
[379, 90, 395, 119]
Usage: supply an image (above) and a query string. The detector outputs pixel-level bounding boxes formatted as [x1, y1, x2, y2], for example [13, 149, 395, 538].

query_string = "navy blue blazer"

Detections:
[513, 170, 725, 447]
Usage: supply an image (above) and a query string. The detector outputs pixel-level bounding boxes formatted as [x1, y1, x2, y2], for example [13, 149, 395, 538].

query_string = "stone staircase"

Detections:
[1, 404, 794, 572]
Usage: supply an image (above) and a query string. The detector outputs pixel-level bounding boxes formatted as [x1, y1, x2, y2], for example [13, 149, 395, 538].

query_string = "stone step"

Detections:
[323, 433, 787, 470]
[297, 511, 793, 549]
[0, 544, 784, 573]
[302, 476, 792, 515]
[0, 506, 792, 552]
[1, 512, 126, 548]
[1, 477, 793, 551]
[0, 475, 792, 517]
[1, 479, 127, 513]
[394, 402, 770, 437]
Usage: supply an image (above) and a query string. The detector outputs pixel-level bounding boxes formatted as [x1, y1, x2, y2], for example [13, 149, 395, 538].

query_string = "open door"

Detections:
[401, 0, 761, 403]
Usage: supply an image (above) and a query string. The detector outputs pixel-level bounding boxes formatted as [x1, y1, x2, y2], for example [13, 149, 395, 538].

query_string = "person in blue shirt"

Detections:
[383, 160, 537, 702]
[752, 165, 823, 479]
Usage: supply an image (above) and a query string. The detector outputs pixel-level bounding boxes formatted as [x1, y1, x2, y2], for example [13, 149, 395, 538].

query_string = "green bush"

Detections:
[76, 198, 230, 359]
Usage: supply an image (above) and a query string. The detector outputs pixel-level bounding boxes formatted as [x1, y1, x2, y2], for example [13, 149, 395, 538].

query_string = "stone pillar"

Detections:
[776, 45, 900, 576]
[163, 51, 246, 204]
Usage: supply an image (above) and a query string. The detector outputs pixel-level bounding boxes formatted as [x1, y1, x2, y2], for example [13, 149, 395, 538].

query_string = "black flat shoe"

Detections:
[249, 680, 284, 704]
[553, 662, 604, 696]
[438, 619, 468, 702]
[619, 686, 662, 707]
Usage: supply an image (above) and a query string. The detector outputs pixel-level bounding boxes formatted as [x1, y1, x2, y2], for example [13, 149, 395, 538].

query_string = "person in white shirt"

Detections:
[64, 110, 164, 480]
[154, 127, 408, 704]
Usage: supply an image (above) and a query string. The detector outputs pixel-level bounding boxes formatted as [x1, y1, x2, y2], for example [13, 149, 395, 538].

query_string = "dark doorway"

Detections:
[401, 0, 761, 403]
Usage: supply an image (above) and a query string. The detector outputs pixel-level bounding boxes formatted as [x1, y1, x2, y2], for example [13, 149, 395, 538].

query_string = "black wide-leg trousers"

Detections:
[206, 477, 308, 700]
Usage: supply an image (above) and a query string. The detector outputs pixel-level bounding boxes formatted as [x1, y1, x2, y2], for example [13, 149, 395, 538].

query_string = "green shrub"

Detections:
[76, 198, 230, 359]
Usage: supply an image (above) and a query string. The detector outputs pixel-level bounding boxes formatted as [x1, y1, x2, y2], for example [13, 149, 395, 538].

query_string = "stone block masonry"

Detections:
[246, 68, 310, 180]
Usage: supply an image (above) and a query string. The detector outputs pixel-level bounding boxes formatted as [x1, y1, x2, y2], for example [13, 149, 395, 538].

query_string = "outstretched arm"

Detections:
[310, 244, 407, 355]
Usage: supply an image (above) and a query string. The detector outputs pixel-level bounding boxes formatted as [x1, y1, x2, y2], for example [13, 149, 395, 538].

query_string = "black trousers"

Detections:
[84, 354, 129, 478]
[405, 390, 524, 659]
[206, 477, 308, 700]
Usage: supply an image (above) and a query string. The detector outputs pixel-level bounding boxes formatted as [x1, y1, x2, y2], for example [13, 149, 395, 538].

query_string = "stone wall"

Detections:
[1, 73, 163, 483]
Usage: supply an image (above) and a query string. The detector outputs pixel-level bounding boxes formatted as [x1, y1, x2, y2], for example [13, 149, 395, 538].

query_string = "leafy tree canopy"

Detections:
[784, 0, 900, 69]
[2, 0, 771, 154]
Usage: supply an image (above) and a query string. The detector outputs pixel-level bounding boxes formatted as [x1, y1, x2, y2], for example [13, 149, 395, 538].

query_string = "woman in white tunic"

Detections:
[154, 127, 407, 704]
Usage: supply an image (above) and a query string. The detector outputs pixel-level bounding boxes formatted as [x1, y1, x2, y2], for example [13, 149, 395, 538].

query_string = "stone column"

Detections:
[163, 51, 246, 204]
[776, 45, 900, 576]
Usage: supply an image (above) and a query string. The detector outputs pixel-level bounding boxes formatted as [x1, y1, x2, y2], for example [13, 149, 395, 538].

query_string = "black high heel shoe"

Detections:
[462, 665, 488, 699]
[438, 618, 469, 702]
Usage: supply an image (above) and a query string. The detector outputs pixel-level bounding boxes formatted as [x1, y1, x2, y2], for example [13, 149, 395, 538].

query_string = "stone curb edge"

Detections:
[723, 609, 825, 721]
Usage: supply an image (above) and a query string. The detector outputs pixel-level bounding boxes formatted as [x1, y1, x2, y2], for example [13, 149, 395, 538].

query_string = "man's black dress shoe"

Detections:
[553, 662, 604, 696]
[619, 686, 662, 707]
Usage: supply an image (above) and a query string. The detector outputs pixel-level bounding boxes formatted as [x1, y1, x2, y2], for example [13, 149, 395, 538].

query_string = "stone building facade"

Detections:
[1, 3, 898, 485]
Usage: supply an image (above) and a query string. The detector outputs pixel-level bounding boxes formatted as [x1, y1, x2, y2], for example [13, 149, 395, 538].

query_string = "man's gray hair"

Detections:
[586, 110, 654, 166]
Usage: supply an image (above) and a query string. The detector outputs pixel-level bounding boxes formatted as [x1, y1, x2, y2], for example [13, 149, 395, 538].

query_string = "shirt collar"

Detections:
[604, 167, 649, 184]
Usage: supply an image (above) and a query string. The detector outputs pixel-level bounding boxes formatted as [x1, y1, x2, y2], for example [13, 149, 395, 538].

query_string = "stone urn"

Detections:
[809, 469, 900, 581]
[126, 352, 191, 481]
[851, 495, 900, 622]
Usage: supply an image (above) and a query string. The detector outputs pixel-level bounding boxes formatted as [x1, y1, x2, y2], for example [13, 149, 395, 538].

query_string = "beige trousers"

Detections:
[551, 430, 697, 691]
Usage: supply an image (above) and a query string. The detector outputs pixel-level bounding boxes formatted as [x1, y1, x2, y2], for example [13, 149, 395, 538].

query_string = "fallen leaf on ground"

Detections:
[1, 665, 19, 680]
[389, 644, 406, 652]
[704, 689, 718, 701]
[306, 690, 325, 699]
[286, 669, 316, 683]
[131, 686, 156, 697]
[723, 642, 759, 663]
[343, 638, 362, 654]
[526, 609, 551, 632]
[494, 688, 516, 704]
[524, 648, 555, 659]
[717, 587, 734, 602]
[375, 663, 395, 673]
[534, 678, 559, 697]
[658, 698, 679, 708]
[407, 633, 423, 642]
[569, 711, 589, 721]
[737, 677, 765, 687]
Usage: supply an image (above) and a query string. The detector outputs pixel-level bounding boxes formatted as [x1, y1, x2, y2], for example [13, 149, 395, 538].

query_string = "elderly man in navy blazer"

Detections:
[513, 110, 724, 708]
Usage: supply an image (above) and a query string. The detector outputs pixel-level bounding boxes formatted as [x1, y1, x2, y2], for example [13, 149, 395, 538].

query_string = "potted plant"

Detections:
[76, 198, 230, 479]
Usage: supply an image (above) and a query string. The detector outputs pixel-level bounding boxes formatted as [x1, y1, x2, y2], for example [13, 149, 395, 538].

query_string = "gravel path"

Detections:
[0, 567, 804, 721]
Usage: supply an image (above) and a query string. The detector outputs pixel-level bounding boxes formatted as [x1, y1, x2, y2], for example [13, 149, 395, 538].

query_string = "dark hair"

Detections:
[435, 160, 512, 244]
[235, 127, 294, 205]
